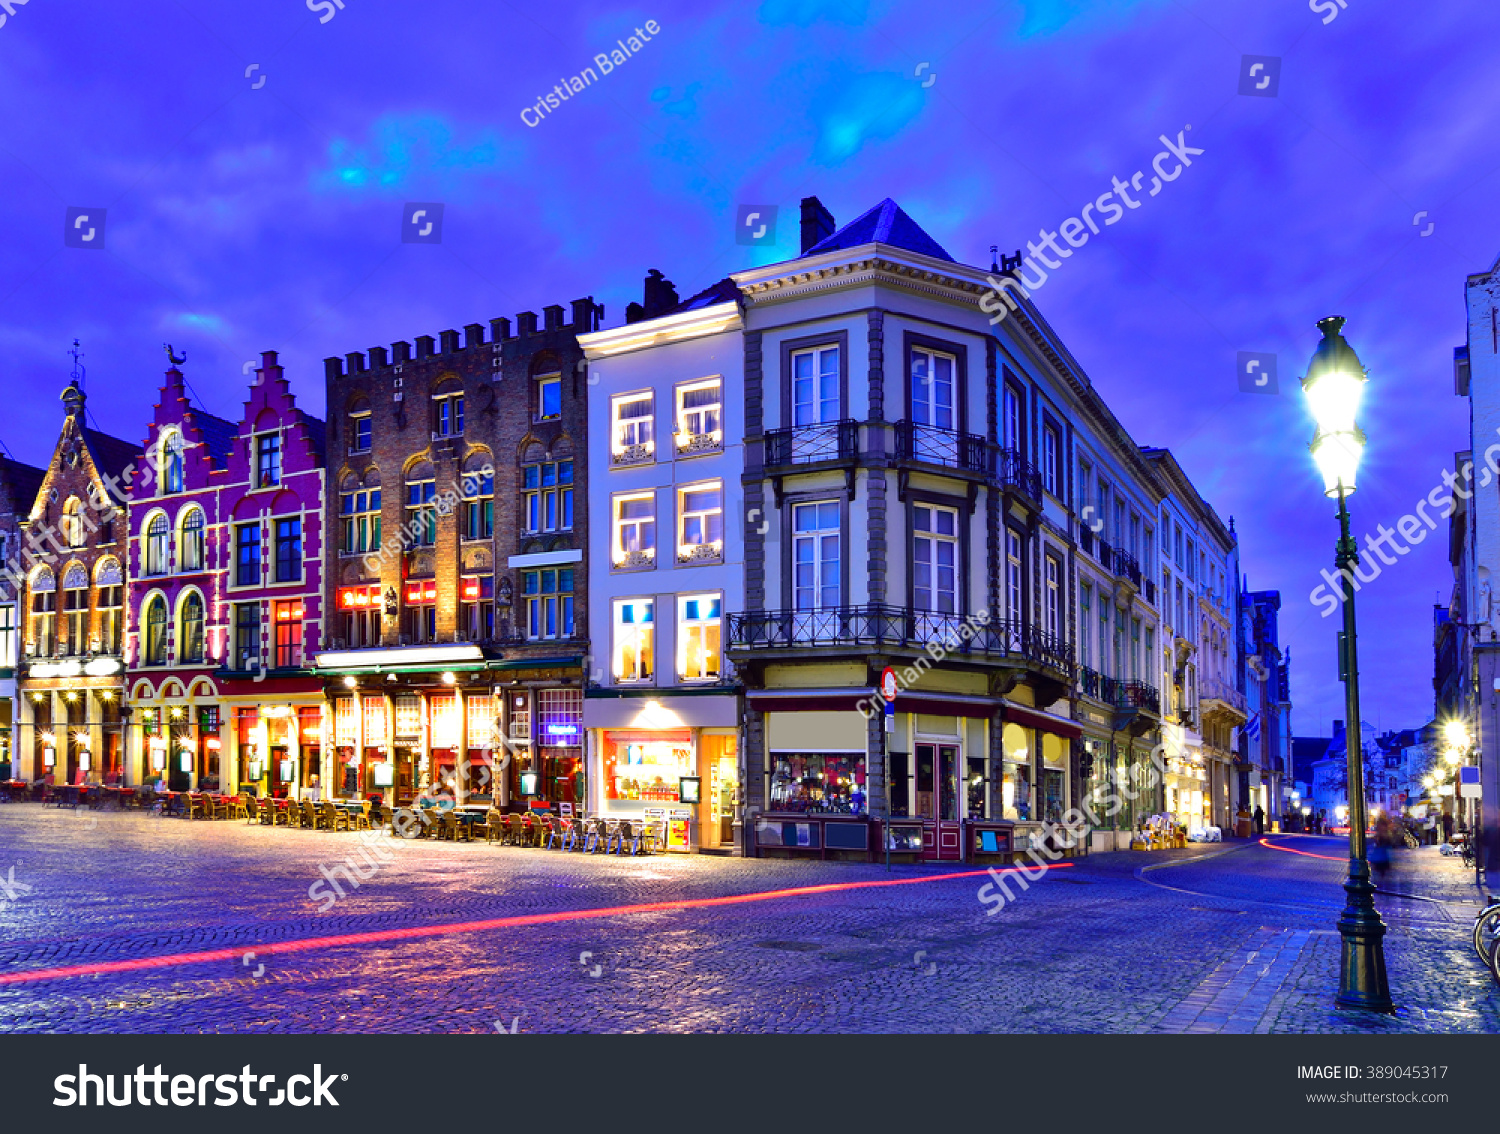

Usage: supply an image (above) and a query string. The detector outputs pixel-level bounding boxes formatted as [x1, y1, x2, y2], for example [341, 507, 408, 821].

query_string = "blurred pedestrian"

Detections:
[1370, 812, 1394, 879]
[1253, 805, 1265, 836]
[1443, 811, 1455, 843]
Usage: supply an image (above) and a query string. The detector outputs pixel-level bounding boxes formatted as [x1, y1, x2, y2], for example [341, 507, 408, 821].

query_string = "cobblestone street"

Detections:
[0, 807, 1494, 1034]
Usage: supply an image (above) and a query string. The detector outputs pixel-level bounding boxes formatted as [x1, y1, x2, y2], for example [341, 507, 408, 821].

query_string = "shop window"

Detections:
[461, 575, 495, 642]
[144, 595, 167, 666]
[610, 391, 654, 465]
[523, 569, 573, 640]
[913, 504, 957, 614]
[393, 695, 422, 742]
[535, 373, 561, 421]
[363, 696, 388, 747]
[334, 697, 357, 746]
[341, 485, 382, 554]
[603, 729, 692, 802]
[235, 522, 261, 586]
[338, 584, 381, 647]
[145, 512, 170, 576]
[179, 507, 205, 572]
[612, 598, 653, 682]
[536, 688, 582, 746]
[404, 579, 436, 644]
[274, 518, 302, 582]
[429, 694, 461, 748]
[676, 482, 723, 564]
[256, 433, 281, 488]
[612, 492, 656, 569]
[466, 694, 494, 749]
[233, 602, 260, 671]
[677, 594, 721, 681]
[675, 378, 722, 455]
[769, 752, 866, 814]
[1001, 722, 1031, 821]
[179, 592, 205, 664]
[522, 460, 573, 534]
[274, 600, 304, 668]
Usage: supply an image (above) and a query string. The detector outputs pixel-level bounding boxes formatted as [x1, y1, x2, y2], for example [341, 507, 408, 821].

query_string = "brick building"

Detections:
[317, 300, 600, 808]
[123, 353, 327, 796]
[0, 456, 46, 775]
[14, 379, 140, 784]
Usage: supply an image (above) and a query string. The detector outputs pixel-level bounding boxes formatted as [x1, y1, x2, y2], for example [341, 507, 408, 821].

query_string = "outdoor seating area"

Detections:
[386, 806, 664, 856]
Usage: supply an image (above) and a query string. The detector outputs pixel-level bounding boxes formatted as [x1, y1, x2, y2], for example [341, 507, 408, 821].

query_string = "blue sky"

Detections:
[0, 0, 1494, 735]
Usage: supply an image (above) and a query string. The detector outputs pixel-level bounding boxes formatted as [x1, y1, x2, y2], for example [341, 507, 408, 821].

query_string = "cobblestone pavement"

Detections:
[0, 808, 1494, 1034]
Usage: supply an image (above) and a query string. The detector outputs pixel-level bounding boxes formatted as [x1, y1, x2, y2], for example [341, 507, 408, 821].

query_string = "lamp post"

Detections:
[1301, 315, 1393, 1013]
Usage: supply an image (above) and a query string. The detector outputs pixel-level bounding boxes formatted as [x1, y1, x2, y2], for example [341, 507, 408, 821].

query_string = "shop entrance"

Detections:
[915, 742, 962, 861]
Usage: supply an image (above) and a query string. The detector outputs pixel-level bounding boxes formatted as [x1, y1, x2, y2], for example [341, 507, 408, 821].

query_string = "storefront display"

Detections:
[604, 729, 693, 803]
[768, 752, 866, 814]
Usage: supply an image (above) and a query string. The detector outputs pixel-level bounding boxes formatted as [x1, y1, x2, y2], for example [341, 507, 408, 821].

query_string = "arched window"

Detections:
[30, 567, 56, 656]
[61, 497, 85, 548]
[95, 557, 123, 655]
[144, 596, 168, 666]
[145, 513, 170, 576]
[179, 507, 205, 572]
[62, 563, 89, 656]
[162, 431, 185, 495]
[179, 592, 205, 664]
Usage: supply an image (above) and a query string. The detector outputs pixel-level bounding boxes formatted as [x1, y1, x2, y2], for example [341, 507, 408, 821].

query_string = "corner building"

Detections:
[319, 302, 599, 808]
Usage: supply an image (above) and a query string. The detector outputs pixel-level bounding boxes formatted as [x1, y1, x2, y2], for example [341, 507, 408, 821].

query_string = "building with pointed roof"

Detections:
[0, 455, 46, 775]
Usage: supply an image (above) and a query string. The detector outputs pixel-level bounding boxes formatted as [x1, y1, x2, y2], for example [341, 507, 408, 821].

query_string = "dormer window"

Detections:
[162, 431, 185, 494]
[256, 433, 281, 488]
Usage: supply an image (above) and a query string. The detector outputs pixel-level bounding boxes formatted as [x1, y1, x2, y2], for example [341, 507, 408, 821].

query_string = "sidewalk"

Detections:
[1371, 843, 1492, 909]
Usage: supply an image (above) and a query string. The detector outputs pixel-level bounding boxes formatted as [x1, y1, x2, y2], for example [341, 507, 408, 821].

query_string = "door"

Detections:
[916, 743, 963, 861]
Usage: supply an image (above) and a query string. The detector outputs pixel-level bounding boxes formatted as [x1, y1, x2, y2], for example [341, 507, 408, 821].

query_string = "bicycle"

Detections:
[1474, 897, 1500, 967]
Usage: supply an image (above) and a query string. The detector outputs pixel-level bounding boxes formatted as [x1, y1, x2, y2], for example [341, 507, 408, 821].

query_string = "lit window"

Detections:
[145, 512, 170, 576]
[913, 504, 957, 614]
[612, 492, 656, 569]
[462, 465, 493, 541]
[536, 373, 561, 421]
[179, 592, 205, 664]
[678, 594, 721, 681]
[613, 598, 654, 682]
[677, 482, 723, 563]
[611, 391, 655, 465]
[675, 379, 722, 455]
[524, 569, 574, 640]
[180, 508, 205, 572]
[404, 579, 437, 644]
[30, 570, 56, 657]
[274, 600, 304, 668]
[62, 497, 86, 547]
[338, 584, 381, 647]
[460, 575, 496, 642]
[162, 431, 185, 494]
[256, 433, 281, 488]
[144, 596, 168, 666]
[522, 460, 573, 534]
[341, 485, 382, 554]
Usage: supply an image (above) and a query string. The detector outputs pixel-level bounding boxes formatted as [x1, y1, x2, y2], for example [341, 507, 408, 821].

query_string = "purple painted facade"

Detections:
[124, 352, 327, 795]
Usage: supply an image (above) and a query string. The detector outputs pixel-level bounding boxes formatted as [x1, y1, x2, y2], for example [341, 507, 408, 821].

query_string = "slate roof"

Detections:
[666, 278, 740, 315]
[801, 198, 955, 262]
[83, 428, 143, 486]
[1, 457, 45, 514]
[189, 409, 238, 468]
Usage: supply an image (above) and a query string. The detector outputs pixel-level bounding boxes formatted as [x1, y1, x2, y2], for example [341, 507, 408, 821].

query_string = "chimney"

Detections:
[800, 196, 835, 254]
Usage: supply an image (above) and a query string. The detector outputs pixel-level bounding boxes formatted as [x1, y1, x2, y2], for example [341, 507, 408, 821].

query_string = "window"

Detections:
[30, 574, 56, 655]
[60, 571, 87, 656]
[913, 504, 958, 614]
[1079, 584, 1092, 669]
[792, 501, 840, 611]
[536, 373, 562, 421]
[179, 592, 205, 664]
[1041, 424, 1060, 495]
[337, 584, 381, 647]
[274, 518, 302, 582]
[1174, 523, 1183, 566]
[179, 508, 205, 572]
[1175, 582, 1185, 637]
[233, 603, 260, 671]
[1161, 519, 1171, 553]
[1143, 526, 1154, 574]
[1131, 617, 1141, 681]
[274, 600, 304, 668]
[162, 432, 185, 494]
[435, 393, 464, 437]
[677, 482, 724, 563]
[523, 460, 573, 534]
[145, 512, 170, 576]
[235, 522, 261, 586]
[1045, 556, 1061, 639]
[403, 580, 436, 644]
[1186, 539, 1197, 581]
[675, 378, 723, 453]
[350, 409, 372, 454]
[613, 598, 654, 682]
[1096, 481, 1110, 540]
[523, 569, 574, 640]
[460, 575, 495, 642]
[405, 472, 436, 547]
[462, 467, 493, 541]
[1098, 593, 1110, 676]
[611, 391, 655, 464]
[1129, 514, 1141, 558]
[791, 346, 840, 426]
[1145, 627, 1155, 689]
[910, 348, 955, 431]
[612, 492, 656, 568]
[1005, 530, 1023, 620]
[144, 595, 167, 666]
[0, 604, 12, 670]
[341, 485, 382, 554]
[62, 497, 86, 547]
[255, 433, 281, 488]
[1002, 382, 1022, 453]
[678, 594, 722, 681]
[96, 561, 122, 655]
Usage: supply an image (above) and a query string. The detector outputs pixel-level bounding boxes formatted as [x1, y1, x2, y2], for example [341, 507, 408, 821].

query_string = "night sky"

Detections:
[0, 0, 1493, 738]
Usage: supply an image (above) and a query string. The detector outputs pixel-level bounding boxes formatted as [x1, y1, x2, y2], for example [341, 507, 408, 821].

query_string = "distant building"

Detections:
[0, 456, 45, 776]
[1240, 587, 1291, 825]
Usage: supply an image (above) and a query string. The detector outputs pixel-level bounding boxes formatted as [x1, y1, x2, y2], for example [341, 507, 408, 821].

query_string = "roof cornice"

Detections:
[579, 301, 741, 359]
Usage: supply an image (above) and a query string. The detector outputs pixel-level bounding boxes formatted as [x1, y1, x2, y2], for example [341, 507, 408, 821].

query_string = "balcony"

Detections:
[1078, 666, 1159, 735]
[1200, 676, 1249, 724]
[763, 420, 859, 469]
[996, 448, 1042, 505]
[894, 421, 989, 474]
[727, 603, 1072, 674]
[1110, 545, 1142, 588]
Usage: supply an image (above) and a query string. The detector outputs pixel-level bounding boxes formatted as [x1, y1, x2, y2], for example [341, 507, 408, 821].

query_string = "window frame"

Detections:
[675, 377, 724, 455]
[676, 480, 724, 565]
[273, 516, 303, 583]
[535, 373, 562, 422]
[785, 495, 845, 613]
[522, 568, 575, 642]
[610, 389, 656, 466]
[521, 459, 574, 535]
[234, 522, 261, 588]
[779, 331, 849, 430]
[611, 490, 657, 571]
[612, 596, 655, 684]
[904, 332, 968, 435]
[255, 431, 282, 489]
[677, 593, 723, 682]
[910, 496, 963, 615]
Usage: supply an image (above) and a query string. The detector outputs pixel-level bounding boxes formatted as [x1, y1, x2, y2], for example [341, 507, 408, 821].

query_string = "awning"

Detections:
[1000, 701, 1083, 741]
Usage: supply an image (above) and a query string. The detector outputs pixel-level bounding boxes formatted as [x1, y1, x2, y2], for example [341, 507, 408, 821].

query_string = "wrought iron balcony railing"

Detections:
[727, 603, 1072, 672]
[1077, 666, 1160, 715]
[1111, 545, 1142, 587]
[763, 420, 859, 467]
[894, 421, 989, 473]
[996, 447, 1042, 502]
[1200, 677, 1248, 713]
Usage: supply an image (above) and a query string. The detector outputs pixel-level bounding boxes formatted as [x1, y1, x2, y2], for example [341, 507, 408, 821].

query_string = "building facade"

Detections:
[579, 272, 745, 852]
[1240, 587, 1291, 827]
[14, 380, 139, 784]
[0, 456, 45, 777]
[317, 301, 599, 808]
[124, 353, 327, 795]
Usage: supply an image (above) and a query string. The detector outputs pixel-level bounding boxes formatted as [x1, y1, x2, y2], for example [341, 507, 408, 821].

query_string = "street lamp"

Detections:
[1301, 315, 1392, 1013]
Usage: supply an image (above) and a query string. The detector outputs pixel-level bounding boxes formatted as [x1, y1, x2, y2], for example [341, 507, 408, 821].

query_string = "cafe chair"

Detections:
[351, 800, 372, 831]
[232, 794, 252, 822]
[322, 802, 350, 833]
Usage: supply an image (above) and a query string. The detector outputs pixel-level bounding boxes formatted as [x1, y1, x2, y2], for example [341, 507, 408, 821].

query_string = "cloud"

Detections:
[312, 115, 516, 196]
